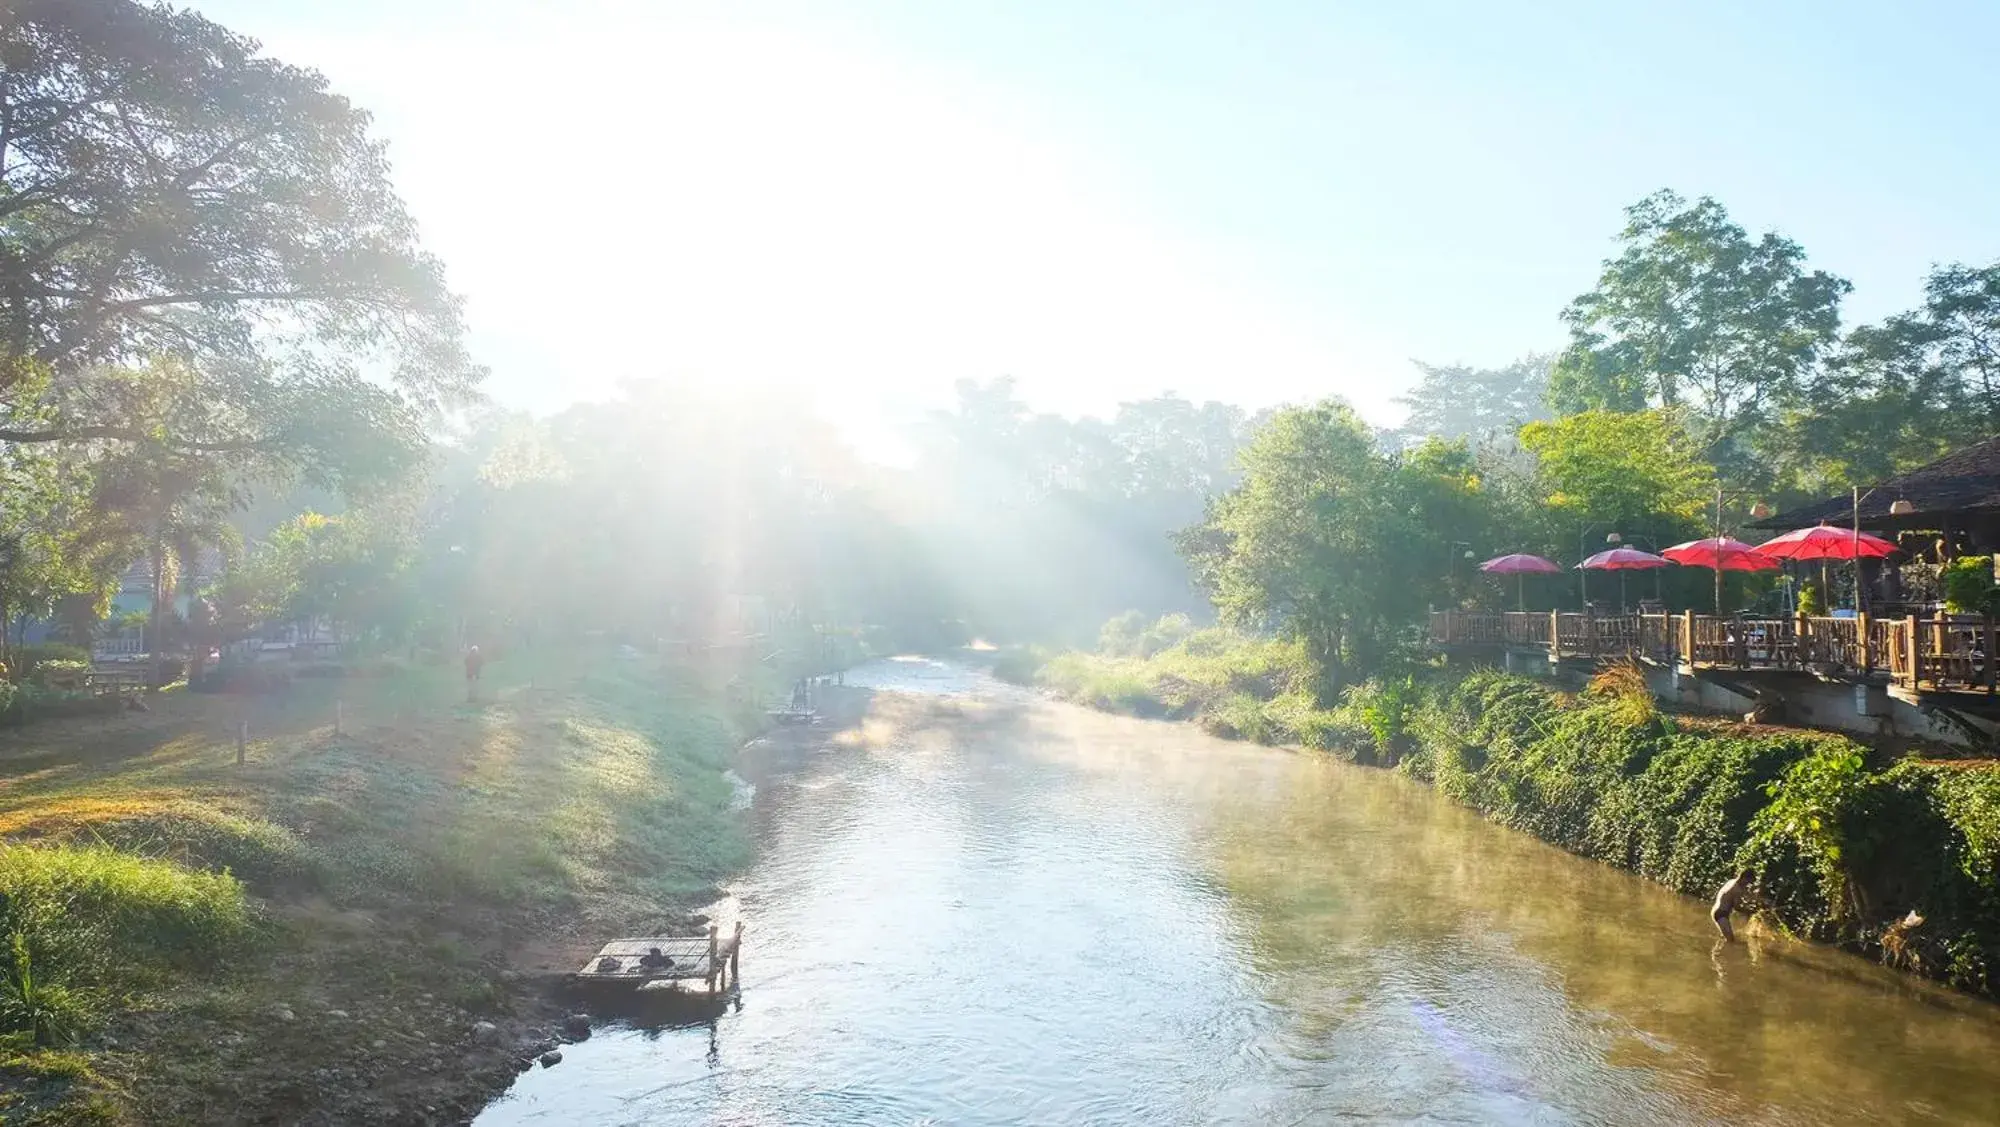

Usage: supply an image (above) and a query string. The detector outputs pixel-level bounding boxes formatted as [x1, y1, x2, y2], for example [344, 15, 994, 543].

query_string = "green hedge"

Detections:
[1398, 671, 2000, 995]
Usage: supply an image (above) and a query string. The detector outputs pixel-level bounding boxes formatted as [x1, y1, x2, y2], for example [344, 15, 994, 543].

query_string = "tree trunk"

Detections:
[147, 532, 167, 694]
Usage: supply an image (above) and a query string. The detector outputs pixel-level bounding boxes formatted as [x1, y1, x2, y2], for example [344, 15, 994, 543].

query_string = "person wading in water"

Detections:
[1712, 869, 1756, 941]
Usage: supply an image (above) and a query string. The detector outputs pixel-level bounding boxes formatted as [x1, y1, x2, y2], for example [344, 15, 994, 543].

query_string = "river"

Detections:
[474, 658, 2000, 1125]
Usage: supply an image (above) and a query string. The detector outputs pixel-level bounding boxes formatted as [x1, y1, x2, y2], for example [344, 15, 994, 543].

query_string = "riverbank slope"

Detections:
[0, 648, 779, 1126]
[1027, 637, 2000, 1000]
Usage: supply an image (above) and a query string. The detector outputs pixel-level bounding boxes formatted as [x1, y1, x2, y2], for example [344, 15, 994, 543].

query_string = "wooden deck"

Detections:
[1429, 609, 2000, 703]
[570, 923, 743, 994]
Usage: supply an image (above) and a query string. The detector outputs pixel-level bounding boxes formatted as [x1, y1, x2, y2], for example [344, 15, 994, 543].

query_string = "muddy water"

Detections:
[475, 658, 2000, 1125]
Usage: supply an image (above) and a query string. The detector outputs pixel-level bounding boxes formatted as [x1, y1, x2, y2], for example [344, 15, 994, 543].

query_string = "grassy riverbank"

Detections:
[1026, 631, 2000, 999]
[0, 648, 774, 1125]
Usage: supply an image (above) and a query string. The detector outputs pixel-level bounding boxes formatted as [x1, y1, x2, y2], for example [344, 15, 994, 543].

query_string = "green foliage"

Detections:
[1178, 403, 1498, 697]
[1517, 409, 1716, 533]
[25, 661, 87, 688]
[1550, 190, 1850, 476]
[0, 2, 479, 484]
[6, 646, 88, 685]
[0, 845, 254, 976]
[1039, 623, 1330, 737]
[1941, 556, 1997, 615]
[1394, 354, 1553, 446]
[988, 646, 1048, 685]
[1, 931, 82, 1048]
[1797, 576, 1827, 617]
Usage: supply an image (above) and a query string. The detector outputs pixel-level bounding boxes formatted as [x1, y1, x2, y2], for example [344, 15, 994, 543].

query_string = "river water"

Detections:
[475, 658, 2000, 1125]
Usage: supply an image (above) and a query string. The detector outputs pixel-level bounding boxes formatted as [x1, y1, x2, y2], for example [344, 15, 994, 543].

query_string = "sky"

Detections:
[194, 0, 2000, 461]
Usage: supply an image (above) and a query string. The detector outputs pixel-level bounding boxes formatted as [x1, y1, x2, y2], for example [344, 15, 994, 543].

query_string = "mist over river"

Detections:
[476, 658, 2000, 1126]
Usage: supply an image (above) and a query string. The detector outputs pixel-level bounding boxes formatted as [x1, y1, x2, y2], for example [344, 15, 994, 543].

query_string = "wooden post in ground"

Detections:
[236, 720, 248, 766]
[1681, 613, 1695, 669]
[1857, 611, 1873, 675]
[707, 923, 719, 997]
[1548, 610, 1560, 660]
[730, 921, 742, 989]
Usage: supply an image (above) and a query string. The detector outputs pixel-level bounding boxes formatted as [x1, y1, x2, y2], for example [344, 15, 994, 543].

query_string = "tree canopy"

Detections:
[0, 0, 479, 483]
[1550, 191, 1850, 478]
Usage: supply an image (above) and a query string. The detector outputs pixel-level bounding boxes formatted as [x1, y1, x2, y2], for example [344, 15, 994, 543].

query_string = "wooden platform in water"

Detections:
[569, 923, 743, 993]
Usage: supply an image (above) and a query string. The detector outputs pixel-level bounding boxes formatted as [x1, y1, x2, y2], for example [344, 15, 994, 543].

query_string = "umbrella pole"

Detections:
[1620, 571, 1628, 613]
[1518, 573, 1525, 613]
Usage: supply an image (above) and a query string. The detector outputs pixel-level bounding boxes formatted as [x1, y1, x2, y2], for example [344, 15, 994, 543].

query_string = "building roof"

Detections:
[1750, 434, 2000, 529]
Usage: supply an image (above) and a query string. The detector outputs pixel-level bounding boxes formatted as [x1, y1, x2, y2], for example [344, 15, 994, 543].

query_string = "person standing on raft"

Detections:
[1712, 869, 1755, 941]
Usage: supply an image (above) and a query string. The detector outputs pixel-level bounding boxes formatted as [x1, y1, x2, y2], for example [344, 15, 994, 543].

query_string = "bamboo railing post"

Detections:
[1549, 610, 1560, 659]
[1680, 613, 1694, 668]
[731, 921, 743, 987]
[1857, 611, 1872, 675]
[1986, 613, 1996, 696]
[1935, 609, 1949, 689]
[1905, 616, 1920, 690]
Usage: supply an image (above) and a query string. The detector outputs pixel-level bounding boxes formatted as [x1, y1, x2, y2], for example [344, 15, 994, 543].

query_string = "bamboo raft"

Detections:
[568, 922, 743, 995]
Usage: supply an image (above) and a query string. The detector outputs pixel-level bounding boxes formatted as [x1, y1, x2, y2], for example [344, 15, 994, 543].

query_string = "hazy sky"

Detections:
[196, 0, 1999, 458]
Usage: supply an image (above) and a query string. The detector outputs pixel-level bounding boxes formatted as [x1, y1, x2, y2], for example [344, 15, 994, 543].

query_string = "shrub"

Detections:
[989, 646, 1046, 685]
[1797, 575, 1827, 616]
[27, 660, 90, 689]
[8, 644, 89, 683]
[1942, 556, 1998, 615]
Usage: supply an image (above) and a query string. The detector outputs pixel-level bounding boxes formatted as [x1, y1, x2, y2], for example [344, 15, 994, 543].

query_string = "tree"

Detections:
[1394, 355, 1552, 447]
[1177, 402, 1487, 700]
[89, 439, 241, 686]
[1773, 262, 2000, 492]
[0, 0, 479, 473]
[1516, 409, 1715, 551]
[1550, 191, 1850, 476]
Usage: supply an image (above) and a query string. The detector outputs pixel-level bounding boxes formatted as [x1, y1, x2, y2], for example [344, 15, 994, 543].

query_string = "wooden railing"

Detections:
[1429, 608, 1994, 697]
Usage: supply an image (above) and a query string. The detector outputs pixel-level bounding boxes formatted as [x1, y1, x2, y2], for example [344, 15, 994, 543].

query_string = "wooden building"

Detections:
[1751, 434, 2000, 553]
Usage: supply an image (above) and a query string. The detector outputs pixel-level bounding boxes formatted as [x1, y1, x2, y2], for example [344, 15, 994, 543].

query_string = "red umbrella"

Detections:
[1751, 524, 1898, 561]
[1661, 538, 1780, 572]
[1754, 524, 1899, 617]
[1578, 548, 1672, 569]
[1478, 553, 1564, 575]
[1577, 548, 1670, 612]
[1479, 553, 1563, 611]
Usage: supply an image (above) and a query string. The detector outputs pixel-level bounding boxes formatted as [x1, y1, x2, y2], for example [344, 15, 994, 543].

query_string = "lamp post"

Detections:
[1447, 541, 1475, 604]
[1578, 526, 1621, 610]
[1848, 487, 1915, 616]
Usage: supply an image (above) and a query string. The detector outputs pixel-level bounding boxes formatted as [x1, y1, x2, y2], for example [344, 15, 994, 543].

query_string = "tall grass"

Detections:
[1035, 621, 1364, 748]
[0, 843, 254, 1044]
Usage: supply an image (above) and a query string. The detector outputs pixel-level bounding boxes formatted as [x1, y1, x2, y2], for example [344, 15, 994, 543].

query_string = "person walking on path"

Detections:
[464, 644, 485, 702]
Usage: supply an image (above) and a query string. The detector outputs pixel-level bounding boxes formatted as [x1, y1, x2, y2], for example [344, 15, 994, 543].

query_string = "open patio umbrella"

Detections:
[1577, 547, 1671, 612]
[1751, 524, 1898, 561]
[1479, 553, 1563, 610]
[1753, 524, 1899, 617]
[1665, 537, 1780, 617]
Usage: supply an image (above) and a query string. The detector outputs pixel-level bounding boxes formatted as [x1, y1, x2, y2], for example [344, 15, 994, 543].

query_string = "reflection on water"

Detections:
[476, 659, 2000, 1125]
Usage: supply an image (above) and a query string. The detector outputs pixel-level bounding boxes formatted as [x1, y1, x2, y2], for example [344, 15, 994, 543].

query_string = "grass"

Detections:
[1032, 624, 1359, 747]
[0, 644, 780, 1123]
